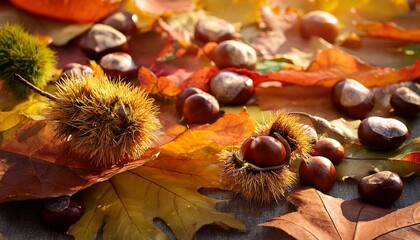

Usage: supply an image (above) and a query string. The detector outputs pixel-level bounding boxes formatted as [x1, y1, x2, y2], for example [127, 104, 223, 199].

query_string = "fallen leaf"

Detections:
[138, 67, 182, 97]
[337, 138, 420, 180]
[358, 21, 420, 42]
[260, 187, 420, 240]
[0, 120, 151, 202]
[262, 48, 420, 87]
[69, 110, 256, 239]
[0, 1, 92, 46]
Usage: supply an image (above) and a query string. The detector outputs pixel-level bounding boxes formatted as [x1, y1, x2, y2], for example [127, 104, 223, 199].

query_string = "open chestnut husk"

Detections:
[358, 116, 409, 151]
[331, 79, 375, 119]
[358, 171, 403, 206]
[219, 111, 312, 203]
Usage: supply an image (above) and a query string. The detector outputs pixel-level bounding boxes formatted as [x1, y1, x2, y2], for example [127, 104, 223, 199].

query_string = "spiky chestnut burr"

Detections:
[219, 111, 312, 203]
[15, 73, 160, 166]
[0, 23, 56, 98]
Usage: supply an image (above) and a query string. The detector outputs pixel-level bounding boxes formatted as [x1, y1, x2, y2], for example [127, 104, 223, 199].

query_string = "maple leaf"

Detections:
[260, 187, 420, 240]
[68, 109, 256, 239]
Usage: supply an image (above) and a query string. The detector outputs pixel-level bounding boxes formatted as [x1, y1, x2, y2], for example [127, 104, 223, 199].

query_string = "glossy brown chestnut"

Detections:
[209, 71, 255, 105]
[239, 135, 288, 168]
[40, 196, 84, 231]
[331, 79, 375, 119]
[194, 16, 235, 44]
[211, 40, 257, 70]
[182, 92, 220, 124]
[299, 156, 336, 192]
[176, 87, 205, 114]
[59, 63, 93, 80]
[358, 171, 403, 206]
[80, 24, 128, 60]
[102, 11, 138, 36]
[99, 52, 138, 79]
[299, 10, 339, 43]
[358, 116, 409, 151]
[390, 86, 420, 118]
[311, 138, 344, 164]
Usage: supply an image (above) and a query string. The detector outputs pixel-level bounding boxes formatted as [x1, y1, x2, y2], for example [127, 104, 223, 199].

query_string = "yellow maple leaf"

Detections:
[68, 110, 256, 239]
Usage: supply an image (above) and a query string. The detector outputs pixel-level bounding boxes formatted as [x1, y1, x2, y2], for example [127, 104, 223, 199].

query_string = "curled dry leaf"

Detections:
[260, 187, 420, 240]
[68, 110, 256, 240]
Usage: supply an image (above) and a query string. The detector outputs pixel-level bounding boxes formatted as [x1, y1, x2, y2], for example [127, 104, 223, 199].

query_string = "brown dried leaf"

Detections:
[261, 187, 420, 240]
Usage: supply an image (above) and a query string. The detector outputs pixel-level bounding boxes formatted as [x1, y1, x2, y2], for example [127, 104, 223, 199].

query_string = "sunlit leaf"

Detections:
[261, 187, 420, 240]
[199, 0, 268, 26]
[138, 67, 182, 97]
[358, 21, 420, 42]
[69, 110, 256, 239]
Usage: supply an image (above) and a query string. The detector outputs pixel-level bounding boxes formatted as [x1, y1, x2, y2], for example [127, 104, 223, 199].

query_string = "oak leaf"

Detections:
[260, 187, 420, 240]
[68, 109, 256, 240]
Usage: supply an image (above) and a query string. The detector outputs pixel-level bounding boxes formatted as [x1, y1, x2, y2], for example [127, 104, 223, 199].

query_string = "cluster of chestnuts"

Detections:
[176, 71, 255, 124]
[66, 11, 139, 80]
[332, 79, 420, 119]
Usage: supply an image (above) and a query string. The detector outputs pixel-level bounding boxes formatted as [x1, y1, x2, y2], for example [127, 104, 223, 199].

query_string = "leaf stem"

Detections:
[14, 74, 58, 101]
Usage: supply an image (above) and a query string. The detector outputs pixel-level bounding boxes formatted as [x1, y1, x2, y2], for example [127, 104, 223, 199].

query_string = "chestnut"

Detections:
[299, 10, 339, 43]
[176, 87, 205, 115]
[358, 171, 403, 206]
[194, 16, 235, 44]
[209, 71, 255, 105]
[299, 156, 336, 192]
[40, 195, 84, 231]
[301, 124, 318, 144]
[331, 79, 375, 119]
[211, 40, 257, 70]
[390, 86, 420, 118]
[182, 92, 220, 124]
[59, 63, 93, 80]
[358, 116, 408, 151]
[311, 138, 344, 164]
[102, 11, 138, 36]
[99, 52, 138, 79]
[80, 24, 128, 60]
[238, 135, 288, 168]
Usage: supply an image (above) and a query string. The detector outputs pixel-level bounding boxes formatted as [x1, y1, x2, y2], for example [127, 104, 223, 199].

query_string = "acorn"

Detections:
[219, 110, 312, 203]
[0, 23, 56, 98]
[14, 73, 160, 166]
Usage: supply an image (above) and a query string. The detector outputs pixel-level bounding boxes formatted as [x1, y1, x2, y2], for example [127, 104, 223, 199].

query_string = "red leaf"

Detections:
[180, 67, 219, 92]
[358, 21, 420, 42]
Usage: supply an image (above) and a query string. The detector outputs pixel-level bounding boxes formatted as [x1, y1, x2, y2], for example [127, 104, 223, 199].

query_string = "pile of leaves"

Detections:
[0, 0, 419, 239]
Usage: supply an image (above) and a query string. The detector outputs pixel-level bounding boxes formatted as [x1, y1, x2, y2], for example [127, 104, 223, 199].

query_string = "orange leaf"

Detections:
[358, 21, 420, 42]
[138, 66, 181, 97]
[261, 187, 420, 240]
[180, 66, 219, 92]
[261, 48, 420, 87]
